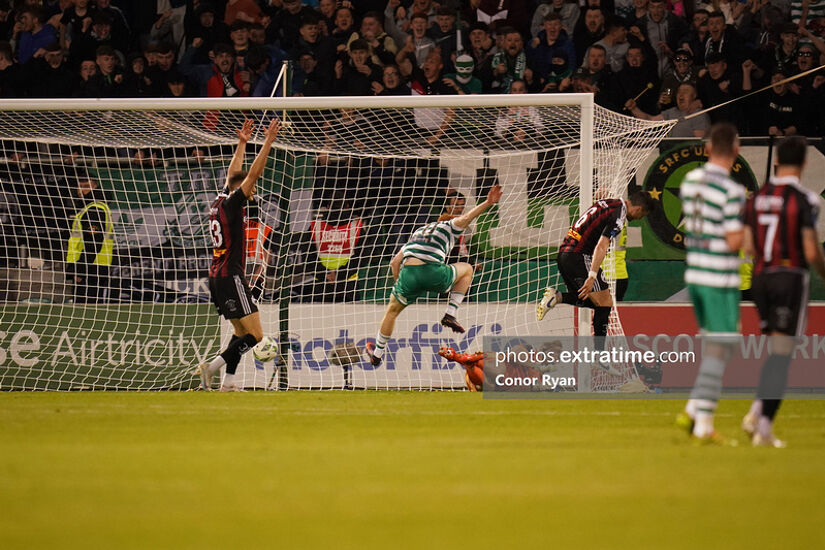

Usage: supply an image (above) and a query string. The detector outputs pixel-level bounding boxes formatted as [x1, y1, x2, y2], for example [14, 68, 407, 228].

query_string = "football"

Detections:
[253, 336, 279, 362]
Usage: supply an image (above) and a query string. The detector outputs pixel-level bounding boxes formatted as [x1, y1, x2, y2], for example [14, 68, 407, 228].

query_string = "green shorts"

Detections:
[688, 284, 741, 336]
[391, 263, 457, 306]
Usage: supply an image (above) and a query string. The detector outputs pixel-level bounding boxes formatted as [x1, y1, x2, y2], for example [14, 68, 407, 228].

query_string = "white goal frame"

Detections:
[0, 94, 612, 391]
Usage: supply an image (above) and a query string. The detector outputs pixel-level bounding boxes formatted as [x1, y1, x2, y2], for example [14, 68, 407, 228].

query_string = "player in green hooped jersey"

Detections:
[365, 185, 503, 366]
[676, 123, 746, 444]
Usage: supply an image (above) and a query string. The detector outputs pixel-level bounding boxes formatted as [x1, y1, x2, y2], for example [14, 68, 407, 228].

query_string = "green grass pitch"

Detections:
[1, 392, 823, 549]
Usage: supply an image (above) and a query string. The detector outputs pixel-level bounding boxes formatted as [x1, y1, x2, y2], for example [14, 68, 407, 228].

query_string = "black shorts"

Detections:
[557, 251, 608, 306]
[209, 275, 258, 320]
[752, 269, 809, 337]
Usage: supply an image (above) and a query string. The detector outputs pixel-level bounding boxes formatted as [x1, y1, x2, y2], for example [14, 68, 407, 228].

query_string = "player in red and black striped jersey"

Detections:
[559, 198, 627, 256]
[198, 118, 281, 392]
[209, 187, 247, 279]
[537, 191, 655, 348]
[741, 136, 825, 447]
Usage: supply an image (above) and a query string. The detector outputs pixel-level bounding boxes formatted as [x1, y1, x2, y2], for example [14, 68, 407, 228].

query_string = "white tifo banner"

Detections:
[225, 304, 572, 389]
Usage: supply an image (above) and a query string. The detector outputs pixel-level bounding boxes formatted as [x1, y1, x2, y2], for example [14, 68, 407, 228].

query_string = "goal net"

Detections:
[0, 96, 674, 391]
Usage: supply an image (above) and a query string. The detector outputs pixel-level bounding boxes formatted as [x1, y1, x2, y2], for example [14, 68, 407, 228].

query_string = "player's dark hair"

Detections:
[448, 192, 466, 206]
[543, 12, 562, 23]
[776, 136, 807, 167]
[708, 10, 725, 21]
[708, 122, 738, 157]
[228, 172, 247, 188]
[628, 190, 656, 214]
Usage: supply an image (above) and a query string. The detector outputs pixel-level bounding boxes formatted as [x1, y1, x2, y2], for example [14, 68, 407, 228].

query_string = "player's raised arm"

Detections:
[240, 118, 281, 199]
[224, 119, 255, 188]
[452, 184, 502, 230]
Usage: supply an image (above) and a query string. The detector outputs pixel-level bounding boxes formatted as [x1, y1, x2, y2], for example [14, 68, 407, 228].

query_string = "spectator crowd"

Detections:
[0, 0, 824, 137]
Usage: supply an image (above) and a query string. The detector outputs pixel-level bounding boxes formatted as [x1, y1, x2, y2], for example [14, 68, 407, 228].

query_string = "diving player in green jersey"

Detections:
[365, 185, 503, 366]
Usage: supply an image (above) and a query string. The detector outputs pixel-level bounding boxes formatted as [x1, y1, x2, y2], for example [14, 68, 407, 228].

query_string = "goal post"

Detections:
[0, 95, 674, 391]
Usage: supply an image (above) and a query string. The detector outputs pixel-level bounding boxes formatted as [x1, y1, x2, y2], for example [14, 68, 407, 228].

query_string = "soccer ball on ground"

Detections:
[253, 336, 279, 362]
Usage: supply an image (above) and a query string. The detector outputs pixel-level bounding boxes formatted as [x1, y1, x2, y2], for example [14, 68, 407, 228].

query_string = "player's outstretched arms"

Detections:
[225, 119, 255, 187]
[453, 184, 502, 230]
[241, 118, 281, 198]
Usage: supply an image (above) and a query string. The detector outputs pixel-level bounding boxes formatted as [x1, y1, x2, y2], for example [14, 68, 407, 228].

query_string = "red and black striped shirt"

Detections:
[744, 176, 819, 275]
[208, 188, 248, 278]
[560, 199, 627, 254]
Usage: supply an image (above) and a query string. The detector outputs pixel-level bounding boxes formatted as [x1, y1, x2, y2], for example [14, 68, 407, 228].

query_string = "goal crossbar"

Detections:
[0, 94, 595, 112]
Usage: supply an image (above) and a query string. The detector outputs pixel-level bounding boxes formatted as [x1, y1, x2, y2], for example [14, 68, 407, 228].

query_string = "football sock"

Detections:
[220, 334, 259, 374]
[690, 355, 726, 436]
[238, 334, 258, 353]
[761, 399, 782, 421]
[593, 307, 610, 338]
[694, 407, 716, 437]
[690, 356, 725, 400]
[685, 399, 698, 418]
[225, 354, 242, 375]
[445, 291, 466, 316]
[207, 335, 241, 374]
[756, 354, 792, 404]
[207, 356, 226, 374]
[747, 399, 762, 419]
[373, 332, 389, 359]
[561, 292, 577, 305]
[223, 372, 235, 387]
[757, 415, 774, 438]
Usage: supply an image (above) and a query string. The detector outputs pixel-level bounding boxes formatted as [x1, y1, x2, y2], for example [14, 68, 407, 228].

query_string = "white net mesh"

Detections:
[0, 98, 674, 390]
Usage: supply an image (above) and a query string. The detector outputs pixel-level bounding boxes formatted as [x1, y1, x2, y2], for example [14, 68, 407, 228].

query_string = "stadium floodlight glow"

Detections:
[0, 96, 674, 391]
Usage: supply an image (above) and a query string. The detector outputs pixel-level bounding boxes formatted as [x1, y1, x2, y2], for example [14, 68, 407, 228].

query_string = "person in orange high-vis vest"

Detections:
[245, 206, 275, 302]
